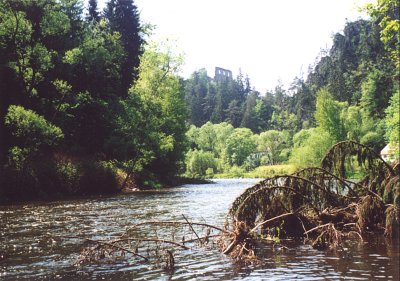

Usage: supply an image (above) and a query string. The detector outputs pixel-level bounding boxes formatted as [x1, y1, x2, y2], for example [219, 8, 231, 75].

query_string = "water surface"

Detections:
[0, 179, 399, 280]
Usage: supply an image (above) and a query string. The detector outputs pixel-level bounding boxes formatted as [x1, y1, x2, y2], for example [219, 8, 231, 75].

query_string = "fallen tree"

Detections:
[223, 141, 399, 260]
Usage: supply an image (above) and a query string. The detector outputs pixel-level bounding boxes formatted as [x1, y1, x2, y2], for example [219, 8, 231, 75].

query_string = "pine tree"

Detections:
[87, 0, 100, 22]
[104, 0, 144, 94]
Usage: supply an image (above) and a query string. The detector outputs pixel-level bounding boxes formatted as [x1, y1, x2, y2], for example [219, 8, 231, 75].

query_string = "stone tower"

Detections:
[214, 67, 232, 81]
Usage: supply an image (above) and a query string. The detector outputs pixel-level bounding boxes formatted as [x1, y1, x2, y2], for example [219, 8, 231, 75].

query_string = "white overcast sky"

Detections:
[96, 0, 372, 92]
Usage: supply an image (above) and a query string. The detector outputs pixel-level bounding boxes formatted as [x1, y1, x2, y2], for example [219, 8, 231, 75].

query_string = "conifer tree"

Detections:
[104, 0, 144, 94]
[87, 0, 100, 22]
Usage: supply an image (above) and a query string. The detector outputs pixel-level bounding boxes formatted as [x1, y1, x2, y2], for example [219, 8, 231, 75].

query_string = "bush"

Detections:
[185, 149, 218, 178]
[78, 161, 119, 195]
[205, 168, 214, 178]
[1, 105, 65, 201]
[289, 128, 335, 168]
[246, 164, 297, 178]
[229, 165, 245, 178]
[5, 105, 63, 150]
[360, 131, 384, 152]
[55, 160, 81, 194]
[242, 153, 263, 171]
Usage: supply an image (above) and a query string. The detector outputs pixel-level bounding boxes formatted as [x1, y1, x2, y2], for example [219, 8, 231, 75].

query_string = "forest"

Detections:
[0, 0, 398, 202]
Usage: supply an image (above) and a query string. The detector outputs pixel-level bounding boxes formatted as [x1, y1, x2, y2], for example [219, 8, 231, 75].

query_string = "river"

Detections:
[0, 179, 399, 280]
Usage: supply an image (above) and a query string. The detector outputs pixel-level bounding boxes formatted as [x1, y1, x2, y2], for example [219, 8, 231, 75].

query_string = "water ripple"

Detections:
[1, 179, 399, 280]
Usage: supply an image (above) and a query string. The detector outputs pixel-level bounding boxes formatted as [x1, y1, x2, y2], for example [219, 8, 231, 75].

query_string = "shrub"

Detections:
[5, 105, 63, 150]
[205, 168, 214, 178]
[78, 161, 119, 195]
[229, 165, 245, 178]
[247, 164, 297, 178]
[185, 149, 218, 178]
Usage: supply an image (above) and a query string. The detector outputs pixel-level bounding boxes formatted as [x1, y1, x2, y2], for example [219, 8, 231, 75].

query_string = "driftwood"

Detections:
[74, 217, 224, 271]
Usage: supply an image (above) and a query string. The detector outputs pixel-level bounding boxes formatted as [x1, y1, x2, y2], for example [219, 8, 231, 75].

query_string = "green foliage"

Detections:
[360, 70, 381, 118]
[0, 0, 147, 201]
[55, 159, 80, 193]
[343, 106, 364, 142]
[195, 122, 218, 153]
[242, 153, 263, 171]
[360, 131, 384, 150]
[228, 165, 246, 178]
[184, 68, 250, 129]
[257, 130, 289, 165]
[315, 88, 347, 142]
[41, 8, 70, 36]
[240, 91, 259, 131]
[5, 105, 63, 150]
[225, 128, 257, 166]
[104, 0, 144, 88]
[186, 122, 234, 158]
[270, 110, 299, 133]
[63, 18, 125, 99]
[384, 90, 400, 146]
[363, 0, 400, 68]
[185, 149, 218, 178]
[0, 0, 73, 97]
[308, 19, 395, 108]
[290, 128, 335, 167]
[124, 40, 187, 182]
[246, 164, 297, 178]
[7, 146, 29, 171]
[292, 128, 313, 148]
[205, 167, 215, 178]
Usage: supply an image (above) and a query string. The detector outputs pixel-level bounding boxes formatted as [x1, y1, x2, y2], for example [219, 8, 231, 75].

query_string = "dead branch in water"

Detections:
[74, 215, 223, 271]
[108, 237, 190, 250]
[128, 220, 229, 234]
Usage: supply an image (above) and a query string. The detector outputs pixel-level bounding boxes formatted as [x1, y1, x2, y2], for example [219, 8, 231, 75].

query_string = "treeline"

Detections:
[184, 19, 398, 136]
[184, 69, 302, 134]
[0, 0, 398, 200]
[0, 0, 187, 201]
[185, 122, 294, 178]
[183, 2, 399, 177]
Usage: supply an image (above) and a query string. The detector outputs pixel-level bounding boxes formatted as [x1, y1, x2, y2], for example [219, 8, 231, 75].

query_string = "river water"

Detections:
[0, 178, 399, 280]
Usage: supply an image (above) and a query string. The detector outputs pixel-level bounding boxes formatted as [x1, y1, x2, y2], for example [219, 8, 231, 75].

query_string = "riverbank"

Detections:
[0, 153, 213, 205]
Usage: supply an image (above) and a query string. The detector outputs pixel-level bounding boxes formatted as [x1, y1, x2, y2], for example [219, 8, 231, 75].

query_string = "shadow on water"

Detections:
[0, 179, 399, 280]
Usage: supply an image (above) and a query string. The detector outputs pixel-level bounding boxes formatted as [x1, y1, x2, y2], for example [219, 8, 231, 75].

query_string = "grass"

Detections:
[245, 164, 298, 178]
[212, 164, 298, 179]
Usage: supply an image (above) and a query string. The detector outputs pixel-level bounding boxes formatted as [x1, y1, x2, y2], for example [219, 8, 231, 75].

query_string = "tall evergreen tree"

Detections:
[241, 91, 259, 132]
[104, 0, 144, 94]
[87, 0, 100, 22]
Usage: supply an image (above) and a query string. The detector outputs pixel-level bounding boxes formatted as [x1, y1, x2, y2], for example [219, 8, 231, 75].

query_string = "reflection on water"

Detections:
[0, 179, 399, 280]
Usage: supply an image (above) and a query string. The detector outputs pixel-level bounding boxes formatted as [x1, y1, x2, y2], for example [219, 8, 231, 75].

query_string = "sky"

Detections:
[97, 0, 372, 93]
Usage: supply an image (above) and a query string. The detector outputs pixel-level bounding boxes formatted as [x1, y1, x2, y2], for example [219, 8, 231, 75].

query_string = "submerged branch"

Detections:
[128, 220, 229, 234]
[109, 237, 190, 250]
[85, 238, 149, 261]
[182, 214, 201, 242]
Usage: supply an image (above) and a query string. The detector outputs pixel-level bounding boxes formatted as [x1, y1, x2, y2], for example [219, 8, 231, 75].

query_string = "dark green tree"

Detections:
[87, 0, 100, 22]
[240, 91, 259, 132]
[184, 69, 210, 126]
[104, 0, 144, 94]
[225, 100, 242, 127]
